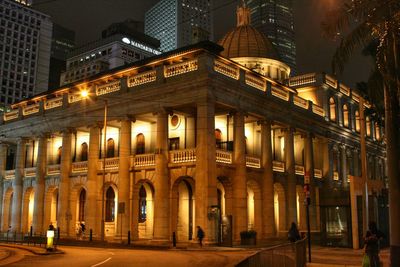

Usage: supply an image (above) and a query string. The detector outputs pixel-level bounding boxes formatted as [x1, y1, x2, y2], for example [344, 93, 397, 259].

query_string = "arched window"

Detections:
[375, 123, 380, 140]
[366, 117, 371, 137]
[138, 185, 147, 223]
[136, 133, 145, 154]
[57, 146, 62, 164]
[355, 110, 360, 132]
[343, 104, 349, 127]
[80, 143, 88, 161]
[105, 187, 115, 222]
[78, 189, 86, 222]
[215, 129, 222, 149]
[329, 97, 336, 121]
[106, 138, 115, 158]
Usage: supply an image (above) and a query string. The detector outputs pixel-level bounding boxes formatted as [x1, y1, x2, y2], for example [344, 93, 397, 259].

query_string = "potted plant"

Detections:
[240, 230, 257, 246]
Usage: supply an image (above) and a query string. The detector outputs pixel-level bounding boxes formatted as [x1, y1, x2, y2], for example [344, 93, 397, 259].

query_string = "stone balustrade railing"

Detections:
[134, 154, 155, 167]
[47, 164, 60, 175]
[24, 167, 36, 177]
[293, 95, 309, 109]
[216, 150, 232, 164]
[72, 161, 88, 173]
[273, 161, 285, 172]
[333, 171, 339, 181]
[314, 169, 322, 178]
[288, 73, 316, 87]
[169, 149, 196, 163]
[246, 156, 261, 168]
[98, 157, 119, 170]
[295, 165, 305, 175]
[5, 170, 15, 179]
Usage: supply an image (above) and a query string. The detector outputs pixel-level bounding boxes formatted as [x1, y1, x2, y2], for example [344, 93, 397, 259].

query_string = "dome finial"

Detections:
[237, 0, 251, 26]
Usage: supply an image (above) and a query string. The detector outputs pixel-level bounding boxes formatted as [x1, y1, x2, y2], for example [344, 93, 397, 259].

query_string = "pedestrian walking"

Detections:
[364, 222, 384, 267]
[196, 226, 205, 247]
[288, 222, 301, 242]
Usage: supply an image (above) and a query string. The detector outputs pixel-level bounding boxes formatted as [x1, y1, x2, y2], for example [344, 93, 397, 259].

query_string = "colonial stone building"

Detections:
[0, 4, 387, 248]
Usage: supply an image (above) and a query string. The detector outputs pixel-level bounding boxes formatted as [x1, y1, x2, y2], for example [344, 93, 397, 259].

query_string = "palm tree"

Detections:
[322, 1, 400, 266]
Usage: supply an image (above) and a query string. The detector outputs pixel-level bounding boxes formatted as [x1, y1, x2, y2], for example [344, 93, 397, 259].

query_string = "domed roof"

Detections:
[218, 2, 279, 60]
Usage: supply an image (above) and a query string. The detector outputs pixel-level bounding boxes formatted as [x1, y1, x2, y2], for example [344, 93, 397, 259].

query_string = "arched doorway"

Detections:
[104, 185, 117, 237]
[22, 188, 35, 233]
[296, 185, 306, 230]
[172, 178, 195, 242]
[44, 187, 59, 232]
[137, 182, 154, 239]
[274, 183, 286, 236]
[1, 188, 13, 231]
[78, 188, 86, 222]
[247, 180, 262, 236]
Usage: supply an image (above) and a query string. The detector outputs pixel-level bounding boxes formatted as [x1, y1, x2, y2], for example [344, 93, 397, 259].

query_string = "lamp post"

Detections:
[101, 100, 107, 242]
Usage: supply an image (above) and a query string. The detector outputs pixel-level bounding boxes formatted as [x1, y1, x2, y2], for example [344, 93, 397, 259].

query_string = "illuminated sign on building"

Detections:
[122, 37, 161, 55]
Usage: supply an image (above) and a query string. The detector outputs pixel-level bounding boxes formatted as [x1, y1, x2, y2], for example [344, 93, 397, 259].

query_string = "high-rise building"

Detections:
[0, 0, 52, 107]
[246, 0, 296, 74]
[48, 23, 75, 90]
[60, 20, 160, 86]
[145, 0, 213, 52]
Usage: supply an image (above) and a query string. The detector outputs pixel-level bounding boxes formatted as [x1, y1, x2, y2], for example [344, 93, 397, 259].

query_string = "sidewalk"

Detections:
[308, 246, 390, 267]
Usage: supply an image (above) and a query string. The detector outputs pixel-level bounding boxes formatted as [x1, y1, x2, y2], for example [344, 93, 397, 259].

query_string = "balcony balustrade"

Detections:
[295, 165, 305, 175]
[4, 109, 19, 121]
[288, 73, 316, 87]
[169, 149, 196, 163]
[24, 167, 36, 177]
[314, 169, 323, 178]
[22, 103, 40, 116]
[133, 154, 155, 167]
[312, 104, 325, 117]
[333, 171, 339, 181]
[214, 59, 239, 80]
[44, 96, 63, 110]
[293, 95, 309, 109]
[246, 156, 261, 168]
[47, 164, 60, 175]
[216, 150, 232, 164]
[164, 59, 198, 78]
[5, 170, 15, 179]
[72, 161, 88, 173]
[245, 73, 266, 91]
[271, 86, 289, 101]
[273, 161, 285, 172]
[98, 157, 119, 170]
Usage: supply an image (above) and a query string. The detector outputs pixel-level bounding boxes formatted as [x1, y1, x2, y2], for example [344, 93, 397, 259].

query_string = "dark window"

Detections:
[136, 133, 145, 154]
[78, 189, 86, 221]
[80, 143, 88, 161]
[57, 146, 62, 164]
[106, 138, 115, 158]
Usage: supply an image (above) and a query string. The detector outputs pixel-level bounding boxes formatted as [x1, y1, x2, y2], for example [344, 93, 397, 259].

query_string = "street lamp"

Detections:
[81, 90, 107, 242]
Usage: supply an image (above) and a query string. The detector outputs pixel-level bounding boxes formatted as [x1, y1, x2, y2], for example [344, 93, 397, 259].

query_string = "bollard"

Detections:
[128, 231, 131, 245]
[30, 226, 33, 237]
[172, 232, 176, 247]
[89, 229, 93, 241]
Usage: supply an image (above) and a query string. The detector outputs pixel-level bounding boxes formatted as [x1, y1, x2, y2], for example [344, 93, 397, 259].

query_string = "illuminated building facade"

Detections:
[0, 3, 387, 249]
[145, 0, 213, 52]
[60, 31, 160, 86]
[0, 0, 52, 106]
[246, 0, 296, 74]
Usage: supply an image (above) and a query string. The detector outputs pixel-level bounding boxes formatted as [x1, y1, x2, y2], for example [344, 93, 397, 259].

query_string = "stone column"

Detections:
[0, 143, 7, 232]
[304, 133, 317, 230]
[32, 136, 47, 234]
[117, 119, 131, 240]
[284, 127, 297, 228]
[261, 120, 275, 238]
[57, 130, 72, 236]
[86, 125, 100, 237]
[11, 138, 27, 232]
[322, 139, 330, 179]
[340, 145, 348, 189]
[153, 111, 170, 242]
[195, 101, 217, 243]
[232, 111, 247, 242]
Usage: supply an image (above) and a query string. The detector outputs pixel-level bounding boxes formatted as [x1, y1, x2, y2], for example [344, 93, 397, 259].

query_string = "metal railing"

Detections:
[236, 238, 307, 267]
[0, 230, 59, 247]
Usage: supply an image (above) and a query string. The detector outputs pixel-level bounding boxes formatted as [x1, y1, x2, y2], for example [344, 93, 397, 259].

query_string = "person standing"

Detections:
[365, 222, 384, 267]
[288, 222, 301, 242]
[196, 226, 205, 247]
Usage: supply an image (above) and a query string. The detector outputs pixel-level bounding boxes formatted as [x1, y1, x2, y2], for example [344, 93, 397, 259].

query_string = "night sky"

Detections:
[33, 0, 372, 88]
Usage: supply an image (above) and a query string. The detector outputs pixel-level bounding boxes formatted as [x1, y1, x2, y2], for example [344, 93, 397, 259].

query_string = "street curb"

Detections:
[307, 264, 360, 267]
[0, 243, 64, 256]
